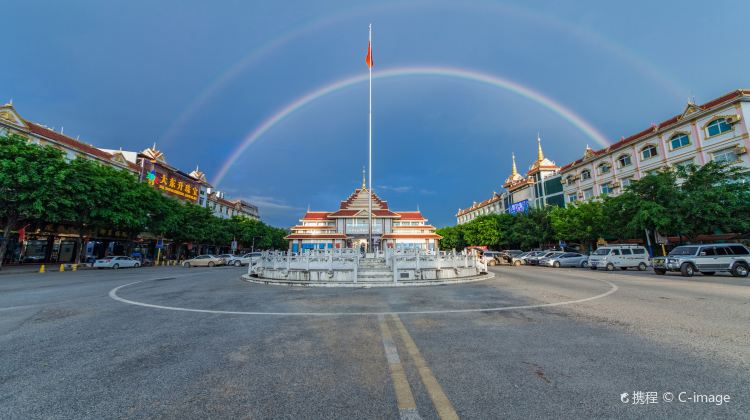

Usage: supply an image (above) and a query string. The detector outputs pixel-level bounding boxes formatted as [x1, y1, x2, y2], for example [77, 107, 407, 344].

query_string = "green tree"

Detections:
[0, 134, 70, 268]
[436, 225, 466, 250]
[550, 200, 606, 251]
[462, 215, 501, 247]
[510, 207, 555, 249]
[675, 161, 750, 241]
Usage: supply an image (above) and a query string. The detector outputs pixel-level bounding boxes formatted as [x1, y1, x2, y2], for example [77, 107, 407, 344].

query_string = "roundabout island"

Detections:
[245, 248, 492, 287]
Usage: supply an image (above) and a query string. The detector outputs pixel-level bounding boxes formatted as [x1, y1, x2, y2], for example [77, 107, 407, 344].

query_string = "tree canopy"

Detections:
[437, 162, 750, 252]
[0, 133, 288, 267]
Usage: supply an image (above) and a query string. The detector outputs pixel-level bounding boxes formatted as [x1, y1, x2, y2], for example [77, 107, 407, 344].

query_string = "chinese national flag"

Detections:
[365, 41, 373, 68]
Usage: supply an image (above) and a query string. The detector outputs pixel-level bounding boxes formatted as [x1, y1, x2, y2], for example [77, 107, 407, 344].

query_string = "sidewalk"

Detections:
[0, 263, 93, 275]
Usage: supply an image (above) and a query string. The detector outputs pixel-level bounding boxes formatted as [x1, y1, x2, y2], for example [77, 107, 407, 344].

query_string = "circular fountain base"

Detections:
[242, 271, 494, 287]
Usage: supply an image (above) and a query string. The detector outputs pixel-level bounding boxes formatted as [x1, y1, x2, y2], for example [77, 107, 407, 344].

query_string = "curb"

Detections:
[240, 271, 495, 288]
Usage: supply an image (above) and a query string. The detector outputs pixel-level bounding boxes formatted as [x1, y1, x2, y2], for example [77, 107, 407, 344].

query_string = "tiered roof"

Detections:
[289, 185, 440, 241]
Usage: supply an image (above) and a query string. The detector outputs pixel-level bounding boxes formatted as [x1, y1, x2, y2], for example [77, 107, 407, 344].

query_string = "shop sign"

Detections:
[146, 168, 199, 202]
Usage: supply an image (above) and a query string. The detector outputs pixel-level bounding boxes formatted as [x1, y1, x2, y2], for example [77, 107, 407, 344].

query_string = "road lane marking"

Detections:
[378, 315, 423, 420]
[108, 277, 618, 316]
[391, 315, 459, 420]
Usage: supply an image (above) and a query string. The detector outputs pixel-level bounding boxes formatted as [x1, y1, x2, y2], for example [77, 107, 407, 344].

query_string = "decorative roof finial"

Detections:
[511, 152, 518, 177]
[361, 166, 366, 190]
[537, 133, 544, 162]
[152, 141, 157, 150]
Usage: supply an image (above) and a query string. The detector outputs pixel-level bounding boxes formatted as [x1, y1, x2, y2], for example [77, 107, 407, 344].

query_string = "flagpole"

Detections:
[367, 23, 373, 253]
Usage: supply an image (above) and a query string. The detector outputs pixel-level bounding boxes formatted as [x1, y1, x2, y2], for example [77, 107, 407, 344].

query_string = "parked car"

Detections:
[481, 250, 502, 266]
[93, 256, 141, 269]
[227, 252, 262, 267]
[499, 249, 524, 263]
[538, 251, 565, 266]
[652, 243, 750, 277]
[217, 254, 235, 265]
[511, 251, 532, 266]
[542, 252, 589, 268]
[182, 255, 225, 267]
[526, 251, 558, 266]
[588, 245, 650, 271]
[513, 251, 545, 266]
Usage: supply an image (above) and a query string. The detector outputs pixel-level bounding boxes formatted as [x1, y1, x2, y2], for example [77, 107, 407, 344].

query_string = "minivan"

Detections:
[588, 245, 650, 271]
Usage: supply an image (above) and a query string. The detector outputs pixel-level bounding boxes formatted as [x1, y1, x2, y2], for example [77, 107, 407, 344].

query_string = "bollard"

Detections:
[59, 264, 65, 272]
[39, 264, 45, 273]
[72, 264, 77, 272]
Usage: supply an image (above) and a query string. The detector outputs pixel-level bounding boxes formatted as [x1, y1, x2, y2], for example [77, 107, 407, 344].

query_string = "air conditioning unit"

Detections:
[726, 114, 742, 125]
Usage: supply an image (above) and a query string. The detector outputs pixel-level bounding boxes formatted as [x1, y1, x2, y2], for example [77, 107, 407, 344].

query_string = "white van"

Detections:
[588, 245, 650, 271]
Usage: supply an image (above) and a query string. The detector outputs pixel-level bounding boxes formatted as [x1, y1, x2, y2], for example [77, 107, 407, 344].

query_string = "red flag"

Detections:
[365, 41, 373, 68]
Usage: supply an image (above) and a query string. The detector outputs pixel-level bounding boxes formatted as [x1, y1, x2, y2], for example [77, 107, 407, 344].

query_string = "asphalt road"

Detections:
[1, 264, 748, 419]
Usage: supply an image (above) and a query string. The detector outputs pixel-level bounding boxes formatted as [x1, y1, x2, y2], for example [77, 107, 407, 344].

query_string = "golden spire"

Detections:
[511, 153, 518, 177]
[537, 133, 544, 162]
[361, 166, 367, 190]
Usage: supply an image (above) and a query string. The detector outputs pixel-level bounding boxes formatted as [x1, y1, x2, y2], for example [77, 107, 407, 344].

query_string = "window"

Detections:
[611, 249, 620, 255]
[641, 145, 658, 160]
[617, 154, 632, 168]
[566, 175, 575, 185]
[621, 249, 632, 255]
[598, 163, 611, 174]
[632, 248, 646, 254]
[729, 245, 750, 255]
[600, 184, 613, 195]
[621, 177, 633, 187]
[567, 193, 577, 203]
[581, 169, 591, 180]
[700, 247, 716, 256]
[706, 118, 732, 137]
[670, 134, 690, 150]
[713, 148, 738, 163]
[583, 188, 594, 199]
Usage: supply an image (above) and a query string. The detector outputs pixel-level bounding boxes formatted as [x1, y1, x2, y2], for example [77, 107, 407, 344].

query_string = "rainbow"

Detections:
[212, 66, 610, 186]
[161, 2, 683, 148]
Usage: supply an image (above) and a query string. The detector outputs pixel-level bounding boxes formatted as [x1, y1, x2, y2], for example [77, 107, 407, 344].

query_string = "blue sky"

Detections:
[4, 0, 749, 227]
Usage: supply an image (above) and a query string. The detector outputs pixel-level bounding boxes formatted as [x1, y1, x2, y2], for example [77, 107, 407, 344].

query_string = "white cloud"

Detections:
[377, 185, 412, 193]
[237, 195, 303, 215]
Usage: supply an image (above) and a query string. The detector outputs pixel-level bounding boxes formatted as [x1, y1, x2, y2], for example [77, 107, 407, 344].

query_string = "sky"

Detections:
[4, 0, 749, 227]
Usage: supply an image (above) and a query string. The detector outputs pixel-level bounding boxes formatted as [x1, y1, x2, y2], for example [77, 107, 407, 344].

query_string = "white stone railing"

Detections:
[250, 248, 486, 283]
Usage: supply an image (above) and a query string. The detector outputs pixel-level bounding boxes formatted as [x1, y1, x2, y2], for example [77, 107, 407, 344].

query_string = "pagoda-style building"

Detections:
[285, 174, 441, 252]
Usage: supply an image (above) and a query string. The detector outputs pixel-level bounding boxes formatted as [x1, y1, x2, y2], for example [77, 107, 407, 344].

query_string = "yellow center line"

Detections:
[378, 315, 422, 419]
[391, 314, 459, 420]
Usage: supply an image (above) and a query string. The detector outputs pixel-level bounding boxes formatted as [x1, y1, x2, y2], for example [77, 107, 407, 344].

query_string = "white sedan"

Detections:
[227, 252, 262, 267]
[93, 256, 141, 269]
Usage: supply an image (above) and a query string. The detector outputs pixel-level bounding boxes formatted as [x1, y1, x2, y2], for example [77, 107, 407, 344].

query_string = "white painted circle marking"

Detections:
[109, 276, 619, 316]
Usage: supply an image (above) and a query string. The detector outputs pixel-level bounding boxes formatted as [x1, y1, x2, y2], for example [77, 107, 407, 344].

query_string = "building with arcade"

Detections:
[285, 178, 441, 252]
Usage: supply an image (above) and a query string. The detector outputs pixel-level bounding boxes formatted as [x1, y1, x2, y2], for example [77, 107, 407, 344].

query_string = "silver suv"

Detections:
[652, 243, 750, 277]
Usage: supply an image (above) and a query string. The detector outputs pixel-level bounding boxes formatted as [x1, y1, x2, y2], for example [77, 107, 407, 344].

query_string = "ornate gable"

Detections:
[0, 104, 27, 128]
[678, 100, 701, 120]
[142, 143, 166, 163]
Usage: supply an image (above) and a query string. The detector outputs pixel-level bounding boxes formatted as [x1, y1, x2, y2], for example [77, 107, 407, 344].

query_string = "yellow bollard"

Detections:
[72, 264, 77, 272]
[39, 264, 45, 273]
[59, 264, 65, 272]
